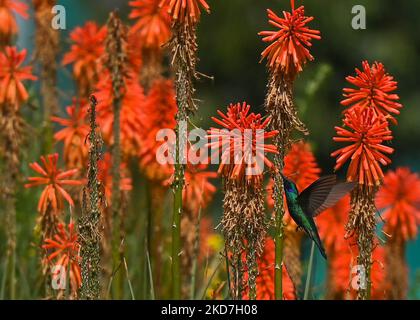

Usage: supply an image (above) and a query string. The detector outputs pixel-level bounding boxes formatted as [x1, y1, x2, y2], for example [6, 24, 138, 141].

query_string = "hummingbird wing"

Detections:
[311, 181, 357, 217]
[298, 175, 356, 217]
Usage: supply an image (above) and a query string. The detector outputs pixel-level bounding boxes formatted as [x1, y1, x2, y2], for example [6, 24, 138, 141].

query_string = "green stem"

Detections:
[172, 153, 183, 299]
[304, 241, 315, 300]
[274, 217, 284, 300]
[274, 172, 285, 300]
[189, 207, 202, 300]
[111, 91, 123, 300]
[224, 246, 232, 300]
[144, 180, 152, 299]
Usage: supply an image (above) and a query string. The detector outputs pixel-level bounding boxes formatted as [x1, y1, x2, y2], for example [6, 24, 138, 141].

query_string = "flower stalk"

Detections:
[79, 95, 103, 299]
[207, 103, 279, 300]
[105, 10, 127, 299]
[0, 46, 36, 299]
[259, 2, 321, 299]
[33, 0, 59, 154]
[162, 0, 210, 298]
[332, 61, 401, 299]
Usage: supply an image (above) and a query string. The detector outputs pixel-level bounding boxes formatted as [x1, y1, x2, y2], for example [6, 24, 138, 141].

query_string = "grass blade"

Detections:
[304, 241, 316, 300]
[146, 250, 155, 300]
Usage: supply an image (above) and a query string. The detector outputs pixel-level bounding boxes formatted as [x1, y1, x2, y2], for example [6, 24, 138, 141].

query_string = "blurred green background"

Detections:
[13, 0, 419, 298]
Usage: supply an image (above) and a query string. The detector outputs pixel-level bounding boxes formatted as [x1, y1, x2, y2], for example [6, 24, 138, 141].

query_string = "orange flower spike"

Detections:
[159, 0, 210, 25]
[284, 141, 321, 190]
[376, 168, 420, 241]
[129, 0, 171, 50]
[207, 102, 279, 186]
[331, 107, 394, 186]
[184, 163, 217, 213]
[25, 153, 82, 214]
[51, 100, 90, 169]
[331, 241, 386, 299]
[0, 0, 29, 43]
[0, 46, 36, 108]
[95, 75, 146, 156]
[138, 79, 177, 182]
[341, 61, 402, 123]
[259, 1, 321, 78]
[42, 222, 82, 291]
[62, 22, 107, 92]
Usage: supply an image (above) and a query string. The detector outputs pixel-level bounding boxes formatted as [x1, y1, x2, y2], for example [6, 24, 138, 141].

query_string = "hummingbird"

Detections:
[281, 174, 356, 259]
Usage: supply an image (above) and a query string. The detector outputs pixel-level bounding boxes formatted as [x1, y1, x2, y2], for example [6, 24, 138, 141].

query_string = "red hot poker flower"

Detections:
[331, 241, 385, 300]
[183, 163, 217, 214]
[259, 1, 321, 78]
[207, 102, 279, 187]
[376, 167, 420, 242]
[283, 141, 321, 191]
[95, 74, 146, 156]
[159, 0, 210, 25]
[62, 22, 107, 94]
[331, 107, 394, 186]
[51, 99, 90, 169]
[139, 79, 177, 182]
[0, 0, 28, 44]
[341, 61, 402, 123]
[25, 153, 82, 214]
[42, 222, 82, 292]
[0, 46, 37, 108]
[129, 0, 171, 50]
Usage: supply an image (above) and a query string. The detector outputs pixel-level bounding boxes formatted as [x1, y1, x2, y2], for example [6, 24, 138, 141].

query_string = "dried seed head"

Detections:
[105, 11, 128, 100]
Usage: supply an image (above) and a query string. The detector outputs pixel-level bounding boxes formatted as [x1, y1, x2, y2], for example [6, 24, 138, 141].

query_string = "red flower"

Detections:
[25, 154, 82, 214]
[98, 153, 133, 204]
[341, 61, 402, 123]
[51, 100, 90, 169]
[376, 167, 420, 242]
[0, 46, 36, 108]
[284, 141, 320, 190]
[267, 141, 320, 209]
[207, 102, 279, 187]
[42, 222, 82, 292]
[243, 237, 296, 300]
[139, 79, 177, 182]
[159, 0, 210, 25]
[95, 74, 146, 156]
[259, 1, 321, 78]
[330, 241, 385, 299]
[317, 195, 350, 254]
[331, 107, 394, 186]
[0, 0, 28, 43]
[129, 0, 171, 50]
[62, 22, 107, 94]
[183, 163, 217, 214]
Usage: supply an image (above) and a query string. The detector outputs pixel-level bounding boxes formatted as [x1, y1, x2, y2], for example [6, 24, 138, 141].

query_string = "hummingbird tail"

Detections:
[314, 239, 327, 260]
[309, 229, 327, 260]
